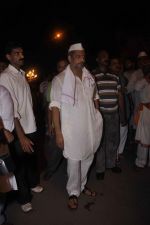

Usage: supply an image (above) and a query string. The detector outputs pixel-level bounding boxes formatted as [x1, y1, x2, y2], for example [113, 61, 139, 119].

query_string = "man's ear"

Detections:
[68, 55, 71, 63]
[6, 54, 11, 62]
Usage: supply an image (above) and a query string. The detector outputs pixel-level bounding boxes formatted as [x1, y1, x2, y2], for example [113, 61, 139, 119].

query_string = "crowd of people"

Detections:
[0, 41, 150, 224]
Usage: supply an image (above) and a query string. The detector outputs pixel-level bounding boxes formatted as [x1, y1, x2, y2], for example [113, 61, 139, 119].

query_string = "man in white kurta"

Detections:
[50, 43, 103, 209]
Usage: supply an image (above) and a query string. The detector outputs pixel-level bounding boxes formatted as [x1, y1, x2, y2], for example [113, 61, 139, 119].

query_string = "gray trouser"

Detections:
[96, 111, 120, 173]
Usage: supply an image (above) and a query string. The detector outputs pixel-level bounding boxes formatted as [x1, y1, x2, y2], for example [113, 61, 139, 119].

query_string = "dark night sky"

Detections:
[0, 1, 150, 75]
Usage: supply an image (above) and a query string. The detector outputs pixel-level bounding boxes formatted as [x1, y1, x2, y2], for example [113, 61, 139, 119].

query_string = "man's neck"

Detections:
[10, 63, 20, 71]
[70, 66, 82, 80]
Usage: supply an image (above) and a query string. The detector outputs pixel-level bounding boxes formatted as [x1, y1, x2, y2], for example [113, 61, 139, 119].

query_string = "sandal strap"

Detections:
[82, 186, 97, 196]
[68, 195, 78, 210]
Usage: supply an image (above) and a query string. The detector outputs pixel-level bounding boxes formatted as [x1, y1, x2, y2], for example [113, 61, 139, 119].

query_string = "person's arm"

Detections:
[49, 76, 64, 149]
[14, 118, 34, 153]
[51, 107, 64, 149]
[47, 108, 54, 136]
[0, 118, 14, 143]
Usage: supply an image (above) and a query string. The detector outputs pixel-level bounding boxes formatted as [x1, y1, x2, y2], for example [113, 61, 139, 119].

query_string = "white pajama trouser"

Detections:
[66, 154, 94, 197]
[117, 124, 128, 155]
[135, 144, 150, 168]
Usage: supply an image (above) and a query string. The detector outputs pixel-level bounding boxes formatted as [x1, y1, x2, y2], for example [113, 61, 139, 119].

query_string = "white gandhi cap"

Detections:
[68, 43, 84, 53]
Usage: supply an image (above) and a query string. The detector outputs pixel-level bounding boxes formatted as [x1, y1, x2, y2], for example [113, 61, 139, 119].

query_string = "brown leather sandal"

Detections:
[82, 186, 97, 197]
[68, 195, 78, 210]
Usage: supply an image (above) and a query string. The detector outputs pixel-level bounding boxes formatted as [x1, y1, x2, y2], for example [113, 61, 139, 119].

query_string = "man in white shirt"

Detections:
[50, 43, 103, 209]
[0, 42, 43, 213]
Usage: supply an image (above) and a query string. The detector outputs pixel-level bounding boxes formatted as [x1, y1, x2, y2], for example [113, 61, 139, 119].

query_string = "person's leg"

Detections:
[96, 114, 106, 174]
[9, 140, 31, 205]
[26, 133, 40, 188]
[43, 135, 63, 180]
[135, 144, 148, 168]
[66, 158, 81, 209]
[66, 158, 81, 197]
[106, 112, 120, 169]
[81, 154, 94, 192]
[0, 194, 5, 225]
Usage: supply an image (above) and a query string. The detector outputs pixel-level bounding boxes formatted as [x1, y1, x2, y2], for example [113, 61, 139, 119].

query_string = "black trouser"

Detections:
[0, 194, 6, 225]
[44, 135, 64, 176]
[9, 132, 40, 204]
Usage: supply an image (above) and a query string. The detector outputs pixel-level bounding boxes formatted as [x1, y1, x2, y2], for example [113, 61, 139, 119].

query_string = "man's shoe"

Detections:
[21, 202, 32, 213]
[111, 166, 122, 173]
[31, 185, 43, 193]
[96, 172, 105, 180]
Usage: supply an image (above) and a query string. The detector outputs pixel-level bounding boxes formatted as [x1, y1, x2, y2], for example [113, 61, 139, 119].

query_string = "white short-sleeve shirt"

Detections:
[0, 65, 36, 134]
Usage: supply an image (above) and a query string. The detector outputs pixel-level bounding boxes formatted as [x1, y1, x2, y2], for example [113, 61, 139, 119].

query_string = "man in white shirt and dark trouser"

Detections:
[50, 43, 103, 209]
[0, 42, 43, 213]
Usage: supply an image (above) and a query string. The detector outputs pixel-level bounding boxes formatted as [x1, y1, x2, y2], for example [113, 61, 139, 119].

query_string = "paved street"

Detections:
[6, 144, 150, 225]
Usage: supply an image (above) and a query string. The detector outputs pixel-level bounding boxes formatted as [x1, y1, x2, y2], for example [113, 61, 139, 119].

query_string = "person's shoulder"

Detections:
[0, 67, 9, 76]
[53, 70, 65, 82]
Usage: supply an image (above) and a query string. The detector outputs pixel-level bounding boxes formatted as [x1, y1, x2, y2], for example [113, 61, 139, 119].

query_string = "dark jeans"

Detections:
[9, 132, 40, 204]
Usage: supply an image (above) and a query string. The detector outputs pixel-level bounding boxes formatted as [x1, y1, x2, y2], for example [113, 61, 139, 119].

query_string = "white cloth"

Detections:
[135, 79, 150, 146]
[135, 144, 150, 168]
[135, 106, 150, 146]
[68, 43, 84, 53]
[127, 69, 144, 129]
[117, 124, 128, 155]
[9, 174, 18, 190]
[0, 85, 14, 132]
[50, 65, 103, 160]
[0, 65, 36, 134]
[67, 155, 94, 196]
[127, 69, 144, 93]
[61, 66, 96, 105]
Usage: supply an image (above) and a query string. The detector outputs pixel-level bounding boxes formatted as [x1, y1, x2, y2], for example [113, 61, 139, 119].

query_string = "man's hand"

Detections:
[4, 129, 14, 143]
[19, 135, 34, 153]
[55, 131, 64, 149]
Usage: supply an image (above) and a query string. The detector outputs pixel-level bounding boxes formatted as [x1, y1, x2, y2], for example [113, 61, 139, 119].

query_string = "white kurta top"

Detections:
[0, 65, 36, 134]
[50, 66, 103, 160]
[135, 79, 150, 146]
